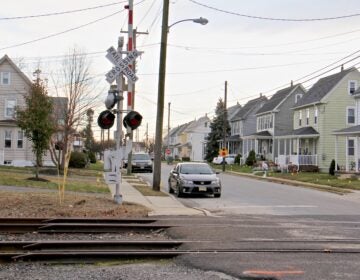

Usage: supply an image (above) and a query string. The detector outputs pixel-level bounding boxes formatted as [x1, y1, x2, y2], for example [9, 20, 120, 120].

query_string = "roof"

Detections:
[292, 126, 319, 136]
[227, 103, 242, 120]
[184, 115, 210, 132]
[256, 84, 300, 115]
[294, 67, 357, 108]
[333, 125, 360, 135]
[232, 95, 268, 121]
[0, 55, 32, 86]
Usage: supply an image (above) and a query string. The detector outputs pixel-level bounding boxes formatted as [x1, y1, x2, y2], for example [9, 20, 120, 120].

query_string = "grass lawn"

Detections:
[212, 163, 360, 191]
[0, 164, 109, 194]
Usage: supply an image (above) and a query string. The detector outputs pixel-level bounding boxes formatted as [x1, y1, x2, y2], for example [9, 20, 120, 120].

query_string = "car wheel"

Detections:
[214, 193, 221, 198]
[168, 182, 174, 193]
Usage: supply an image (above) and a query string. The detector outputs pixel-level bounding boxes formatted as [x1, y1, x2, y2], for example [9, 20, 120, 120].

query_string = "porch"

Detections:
[333, 125, 360, 172]
[276, 127, 319, 169]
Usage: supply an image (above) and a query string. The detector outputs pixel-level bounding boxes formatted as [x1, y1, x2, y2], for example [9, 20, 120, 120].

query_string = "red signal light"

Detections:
[98, 110, 115, 129]
[123, 110, 142, 130]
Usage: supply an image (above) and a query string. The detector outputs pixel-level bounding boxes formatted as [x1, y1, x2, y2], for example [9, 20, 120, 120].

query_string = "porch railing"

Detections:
[277, 155, 318, 167]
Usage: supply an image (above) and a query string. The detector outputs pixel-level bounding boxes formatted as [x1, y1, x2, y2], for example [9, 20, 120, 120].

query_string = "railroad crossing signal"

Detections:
[105, 46, 141, 84]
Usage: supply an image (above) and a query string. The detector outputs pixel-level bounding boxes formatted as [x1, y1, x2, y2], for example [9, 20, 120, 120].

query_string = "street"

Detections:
[136, 163, 360, 279]
[139, 163, 360, 216]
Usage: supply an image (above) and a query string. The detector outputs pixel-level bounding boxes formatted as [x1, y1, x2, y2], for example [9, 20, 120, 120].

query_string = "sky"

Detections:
[2, 0, 360, 141]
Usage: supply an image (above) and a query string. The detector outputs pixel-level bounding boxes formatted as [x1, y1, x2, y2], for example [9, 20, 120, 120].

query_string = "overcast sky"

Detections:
[2, 0, 360, 140]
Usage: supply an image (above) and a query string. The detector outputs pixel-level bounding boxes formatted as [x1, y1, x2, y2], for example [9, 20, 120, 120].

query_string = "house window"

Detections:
[299, 110, 302, 126]
[17, 131, 23, 148]
[347, 107, 355, 125]
[295, 94, 303, 103]
[314, 107, 318, 124]
[348, 80, 358, 95]
[5, 99, 16, 118]
[1, 72, 10, 85]
[5, 130, 12, 148]
[306, 109, 310, 125]
[348, 139, 355, 156]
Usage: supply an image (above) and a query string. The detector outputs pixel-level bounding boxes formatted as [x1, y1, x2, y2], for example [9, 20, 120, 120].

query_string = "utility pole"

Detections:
[153, 0, 170, 191]
[121, 27, 148, 174]
[222, 81, 228, 172]
[167, 102, 171, 151]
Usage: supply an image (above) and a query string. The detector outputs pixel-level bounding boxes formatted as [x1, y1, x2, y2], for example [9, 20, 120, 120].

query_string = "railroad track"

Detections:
[1, 218, 360, 263]
[0, 217, 169, 233]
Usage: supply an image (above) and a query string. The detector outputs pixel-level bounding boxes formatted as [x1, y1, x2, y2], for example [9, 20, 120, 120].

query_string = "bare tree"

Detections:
[49, 47, 101, 174]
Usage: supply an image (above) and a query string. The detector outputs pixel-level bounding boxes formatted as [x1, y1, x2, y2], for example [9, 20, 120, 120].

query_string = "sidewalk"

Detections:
[107, 180, 206, 216]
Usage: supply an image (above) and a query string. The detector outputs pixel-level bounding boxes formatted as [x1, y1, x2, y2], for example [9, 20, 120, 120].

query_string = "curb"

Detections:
[226, 170, 352, 195]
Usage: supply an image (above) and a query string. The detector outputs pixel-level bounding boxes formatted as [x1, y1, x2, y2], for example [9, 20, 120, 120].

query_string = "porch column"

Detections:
[335, 136, 338, 171]
[290, 138, 292, 155]
[284, 139, 287, 156]
[346, 136, 349, 172]
[278, 138, 280, 155]
[356, 136, 359, 172]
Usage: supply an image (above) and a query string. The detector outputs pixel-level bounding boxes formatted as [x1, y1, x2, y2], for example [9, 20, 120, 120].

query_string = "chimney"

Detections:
[291, 80, 293, 87]
[341, 64, 344, 72]
[260, 93, 262, 97]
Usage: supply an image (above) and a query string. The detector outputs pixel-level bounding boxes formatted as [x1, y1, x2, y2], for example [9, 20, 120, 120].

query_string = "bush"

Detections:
[299, 165, 319, 172]
[329, 159, 336, 175]
[234, 154, 242, 164]
[69, 151, 89, 168]
[245, 150, 256, 166]
[88, 151, 96, 164]
[182, 157, 190, 162]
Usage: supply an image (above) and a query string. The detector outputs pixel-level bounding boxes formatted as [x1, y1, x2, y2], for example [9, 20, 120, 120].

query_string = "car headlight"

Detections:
[180, 179, 193, 185]
[211, 178, 221, 185]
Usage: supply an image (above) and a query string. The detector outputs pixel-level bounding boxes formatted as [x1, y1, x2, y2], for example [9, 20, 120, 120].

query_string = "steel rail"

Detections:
[0, 248, 359, 263]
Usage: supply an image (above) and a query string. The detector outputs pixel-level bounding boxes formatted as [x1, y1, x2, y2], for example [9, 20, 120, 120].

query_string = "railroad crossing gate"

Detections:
[219, 148, 228, 157]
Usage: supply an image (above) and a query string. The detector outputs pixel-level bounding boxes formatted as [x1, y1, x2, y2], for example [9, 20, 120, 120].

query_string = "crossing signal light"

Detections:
[123, 110, 142, 130]
[98, 110, 115, 129]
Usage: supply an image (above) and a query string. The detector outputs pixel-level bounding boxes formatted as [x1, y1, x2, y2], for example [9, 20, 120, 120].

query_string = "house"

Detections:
[0, 55, 55, 166]
[279, 67, 360, 172]
[165, 122, 191, 160]
[180, 115, 211, 161]
[223, 102, 242, 154]
[229, 95, 268, 160]
[333, 86, 360, 172]
[249, 83, 307, 162]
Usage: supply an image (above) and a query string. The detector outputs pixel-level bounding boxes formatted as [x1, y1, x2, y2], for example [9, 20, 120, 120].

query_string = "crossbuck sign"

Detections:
[105, 46, 141, 84]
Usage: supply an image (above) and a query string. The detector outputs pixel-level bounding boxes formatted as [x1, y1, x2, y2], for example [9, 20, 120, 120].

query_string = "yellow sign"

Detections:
[219, 148, 228, 157]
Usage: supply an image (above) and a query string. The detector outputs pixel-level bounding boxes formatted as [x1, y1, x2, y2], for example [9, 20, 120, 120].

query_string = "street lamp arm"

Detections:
[168, 17, 208, 30]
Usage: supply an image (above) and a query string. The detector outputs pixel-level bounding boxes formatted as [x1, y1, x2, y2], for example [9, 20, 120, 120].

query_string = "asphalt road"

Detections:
[140, 163, 360, 216]
[137, 164, 360, 279]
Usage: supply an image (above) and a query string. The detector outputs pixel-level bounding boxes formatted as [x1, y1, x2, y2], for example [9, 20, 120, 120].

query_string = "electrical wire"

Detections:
[0, 1, 127, 20]
[0, 0, 148, 51]
[189, 0, 360, 22]
[0, 10, 125, 51]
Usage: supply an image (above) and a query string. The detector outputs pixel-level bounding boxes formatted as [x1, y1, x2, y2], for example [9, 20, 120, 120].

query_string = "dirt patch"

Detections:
[0, 191, 149, 218]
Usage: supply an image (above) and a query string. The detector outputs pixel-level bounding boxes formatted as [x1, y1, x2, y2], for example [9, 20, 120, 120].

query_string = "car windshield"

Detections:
[180, 164, 213, 174]
[133, 154, 150, 160]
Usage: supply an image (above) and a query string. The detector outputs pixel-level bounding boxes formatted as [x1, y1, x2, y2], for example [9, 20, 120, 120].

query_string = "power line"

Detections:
[189, 0, 360, 22]
[0, 0, 148, 51]
[0, 1, 127, 20]
[0, 10, 124, 51]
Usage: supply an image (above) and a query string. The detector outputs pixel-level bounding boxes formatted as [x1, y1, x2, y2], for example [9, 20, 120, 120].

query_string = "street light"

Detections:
[152, 0, 208, 191]
[168, 17, 209, 30]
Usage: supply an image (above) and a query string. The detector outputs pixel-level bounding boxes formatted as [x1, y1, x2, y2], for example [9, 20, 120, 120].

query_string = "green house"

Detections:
[277, 67, 360, 172]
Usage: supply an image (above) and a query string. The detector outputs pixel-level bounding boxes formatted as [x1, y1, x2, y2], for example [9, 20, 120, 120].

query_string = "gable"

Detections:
[294, 67, 357, 108]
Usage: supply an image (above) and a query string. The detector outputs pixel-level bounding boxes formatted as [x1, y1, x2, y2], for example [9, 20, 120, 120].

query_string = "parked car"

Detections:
[123, 153, 153, 173]
[168, 162, 222, 198]
[212, 154, 236, 165]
